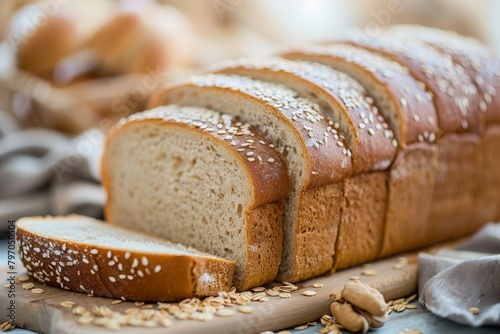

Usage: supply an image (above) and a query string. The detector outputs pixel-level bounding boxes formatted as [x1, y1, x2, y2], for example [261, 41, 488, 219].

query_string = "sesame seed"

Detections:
[154, 265, 162, 273]
[246, 152, 254, 157]
[400, 98, 408, 107]
[413, 114, 420, 122]
[109, 276, 116, 283]
[267, 158, 275, 163]
[141, 256, 149, 267]
[107, 251, 112, 259]
[132, 259, 138, 268]
[124, 252, 131, 259]
[90, 249, 98, 255]
[368, 128, 375, 136]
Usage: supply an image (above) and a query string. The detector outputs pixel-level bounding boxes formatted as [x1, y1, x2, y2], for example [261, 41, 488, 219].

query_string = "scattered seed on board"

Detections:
[397, 329, 422, 334]
[294, 324, 309, 330]
[312, 283, 323, 288]
[1, 321, 15, 332]
[251, 287, 265, 292]
[267, 289, 279, 296]
[60, 301, 76, 308]
[406, 294, 417, 303]
[18, 275, 30, 282]
[111, 300, 123, 305]
[31, 288, 44, 294]
[237, 306, 255, 314]
[361, 269, 378, 276]
[469, 307, 480, 315]
[216, 309, 235, 317]
[134, 302, 145, 306]
[279, 292, 291, 299]
[22, 283, 34, 290]
[302, 290, 317, 297]
[349, 276, 360, 280]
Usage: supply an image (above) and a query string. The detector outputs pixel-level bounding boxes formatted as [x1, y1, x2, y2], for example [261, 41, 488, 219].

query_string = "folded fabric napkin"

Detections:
[419, 223, 500, 327]
[0, 111, 104, 232]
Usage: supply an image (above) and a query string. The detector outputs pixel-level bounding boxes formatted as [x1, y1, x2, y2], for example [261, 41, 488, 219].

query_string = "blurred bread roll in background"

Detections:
[9, 0, 112, 78]
[7, 0, 196, 83]
[347, 0, 488, 42]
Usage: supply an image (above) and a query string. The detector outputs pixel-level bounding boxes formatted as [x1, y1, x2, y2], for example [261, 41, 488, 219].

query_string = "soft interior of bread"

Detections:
[17, 216, 218, 257]
[159, 86, 310, 273]
[104, 122, 252, 281]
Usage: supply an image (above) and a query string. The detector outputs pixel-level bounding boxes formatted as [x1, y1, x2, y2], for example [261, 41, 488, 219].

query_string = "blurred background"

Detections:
[0, 0, 499, 232]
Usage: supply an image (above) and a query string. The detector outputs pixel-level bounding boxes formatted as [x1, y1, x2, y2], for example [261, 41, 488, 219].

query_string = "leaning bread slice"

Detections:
[16, 215, 236, 302]
[149, 74, 353, 282]
[284, 45, 440, 257]
[102, 105, 290, 290]
[213, 57, 396, 269]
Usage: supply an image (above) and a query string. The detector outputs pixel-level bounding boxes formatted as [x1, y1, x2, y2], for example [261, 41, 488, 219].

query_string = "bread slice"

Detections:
[383, 24, 500, 227]
[212, 57, 396, 268]
[16, 215, 236, 302]
[149, 74, 353, 282]
[102, 105, 290, 290]
[284, 45, 440, 257]
[345, 35, 483, 244]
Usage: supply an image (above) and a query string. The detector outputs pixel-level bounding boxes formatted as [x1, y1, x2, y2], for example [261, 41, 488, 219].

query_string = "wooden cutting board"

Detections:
[0, 243, 453, 334]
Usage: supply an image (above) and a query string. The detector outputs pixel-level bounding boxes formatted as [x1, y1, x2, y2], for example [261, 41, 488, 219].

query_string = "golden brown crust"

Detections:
[284, 45, 439, 146]
[213, 58, 396, 173]
[238, 201, 284, 290]
[477, 126, 500, 223]
[381, 143, 438, 257]
[383, 25, 500, 125]
[345, 35, 482, 135]
[427, 134, 482, 244]
[148, 74, 353, 188]
[16, 216, 235, 302]
[334, 172, 387, 269]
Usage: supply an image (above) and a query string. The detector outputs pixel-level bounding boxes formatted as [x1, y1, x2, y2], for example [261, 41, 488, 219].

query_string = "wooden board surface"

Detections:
[0, 243, 454, 334]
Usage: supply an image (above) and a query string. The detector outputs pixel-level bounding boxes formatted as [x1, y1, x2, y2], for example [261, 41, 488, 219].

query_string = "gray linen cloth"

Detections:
[419, 223, 500, 327]
[0, 110, 104, 232]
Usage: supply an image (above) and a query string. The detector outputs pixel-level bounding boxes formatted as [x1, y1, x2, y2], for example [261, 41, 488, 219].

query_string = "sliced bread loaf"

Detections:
[102, 105, 290, 290]
[212, 57, 396, 268]
[16, 215, 236, 302]
[383, 24, 500, 225]
[284, 44, 440, 257]
[149, 74, 353, 282]
[345, 35, 483, 244]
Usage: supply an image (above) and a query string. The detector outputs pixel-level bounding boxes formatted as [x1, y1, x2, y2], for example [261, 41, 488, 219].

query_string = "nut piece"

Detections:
[341, 280, 387, 317]
[330, 302, 369, 334]
[469, 307, 480, 315]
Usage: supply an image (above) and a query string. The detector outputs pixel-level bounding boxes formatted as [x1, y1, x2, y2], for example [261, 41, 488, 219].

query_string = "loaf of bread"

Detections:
[284, 44, 440, 259]
[148, 74, 352, 282]
[212, 57, 396, 269]
[343, 33, 485, 246]
[17, 25, 500, 299]
[102, 105, 290, 290]
[16, 215, 235, 301]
